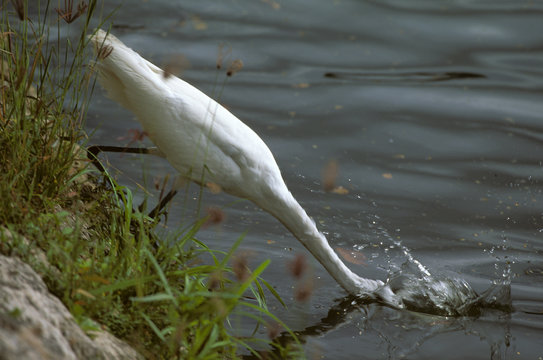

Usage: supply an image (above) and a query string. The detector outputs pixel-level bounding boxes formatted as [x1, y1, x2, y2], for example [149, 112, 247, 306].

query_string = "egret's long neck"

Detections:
[258, 191, 384, 295]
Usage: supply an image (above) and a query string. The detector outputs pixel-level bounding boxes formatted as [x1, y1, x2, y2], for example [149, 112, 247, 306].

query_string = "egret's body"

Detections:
[90, 30, 401, 307]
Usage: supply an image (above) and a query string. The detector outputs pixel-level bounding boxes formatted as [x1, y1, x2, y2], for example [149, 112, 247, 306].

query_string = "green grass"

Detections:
[0, 1, 302, 358]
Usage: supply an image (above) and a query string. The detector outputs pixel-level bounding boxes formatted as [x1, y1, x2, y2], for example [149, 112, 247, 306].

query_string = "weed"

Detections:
[0, 1, 302, 358]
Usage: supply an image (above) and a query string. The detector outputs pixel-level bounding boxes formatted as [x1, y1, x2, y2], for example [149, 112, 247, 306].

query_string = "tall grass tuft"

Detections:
[0, 1, 302, 358]
[0, 0, 94, 224]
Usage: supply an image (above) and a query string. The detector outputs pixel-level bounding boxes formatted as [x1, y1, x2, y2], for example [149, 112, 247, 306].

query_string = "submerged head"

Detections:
[388, 273, 479, 316]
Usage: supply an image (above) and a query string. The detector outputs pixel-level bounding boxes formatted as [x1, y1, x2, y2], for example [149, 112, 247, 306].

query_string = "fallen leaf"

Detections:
[206, 182, 222, 194]
[382, 173, 393, 179]
[191, 15, 208, 30]
[261, 0, 281, 9]
[331, 186, 349, 195]
[335, 247, 367, 266]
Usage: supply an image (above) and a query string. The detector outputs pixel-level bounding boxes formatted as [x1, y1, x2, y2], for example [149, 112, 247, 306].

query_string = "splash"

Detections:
[363, 215, 512, 316]
[387, 271, 477, 316]
[377, 260, 512, 316]
[388, 240, 480, 316]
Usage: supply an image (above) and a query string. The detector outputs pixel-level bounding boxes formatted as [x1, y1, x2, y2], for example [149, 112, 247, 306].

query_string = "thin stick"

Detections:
[148, 189, 178, 219]
[87, 144, 175, 219]
[87, 145, 163, 172]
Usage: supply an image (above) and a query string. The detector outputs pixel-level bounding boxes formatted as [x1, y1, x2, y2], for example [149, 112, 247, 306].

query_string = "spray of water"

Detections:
[360, 215, 512, 316]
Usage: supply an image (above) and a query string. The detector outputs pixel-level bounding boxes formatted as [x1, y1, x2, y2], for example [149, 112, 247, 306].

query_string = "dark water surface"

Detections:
[86, 1, 543, 358]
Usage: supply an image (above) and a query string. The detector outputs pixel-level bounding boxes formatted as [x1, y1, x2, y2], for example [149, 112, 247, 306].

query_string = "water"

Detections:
[83, 0, 543, 358]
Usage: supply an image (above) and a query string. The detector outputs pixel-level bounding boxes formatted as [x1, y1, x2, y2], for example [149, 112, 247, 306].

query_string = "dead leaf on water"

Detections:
[206, 182, 222, 194]
[331, 186, 349, 195]
[191, 15, 208, 30]
[261, 0, 281, 9]
[335, 247, 367, 266]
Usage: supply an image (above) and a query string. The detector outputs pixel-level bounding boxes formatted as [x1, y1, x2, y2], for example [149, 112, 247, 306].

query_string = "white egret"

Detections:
[89, 29, 401, 308]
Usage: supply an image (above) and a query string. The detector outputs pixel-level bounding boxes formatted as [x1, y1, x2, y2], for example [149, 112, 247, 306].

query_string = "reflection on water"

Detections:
[324, 70, 486, 83]
[247, 292, 514, 360]
[83, 0, 543, 358]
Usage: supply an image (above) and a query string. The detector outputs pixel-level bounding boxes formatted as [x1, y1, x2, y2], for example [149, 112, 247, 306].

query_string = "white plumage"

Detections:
[89, 29, 401, 307]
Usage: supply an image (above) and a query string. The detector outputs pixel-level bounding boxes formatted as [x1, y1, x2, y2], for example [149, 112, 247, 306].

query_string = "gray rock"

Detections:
[0, 254, 143, 360]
